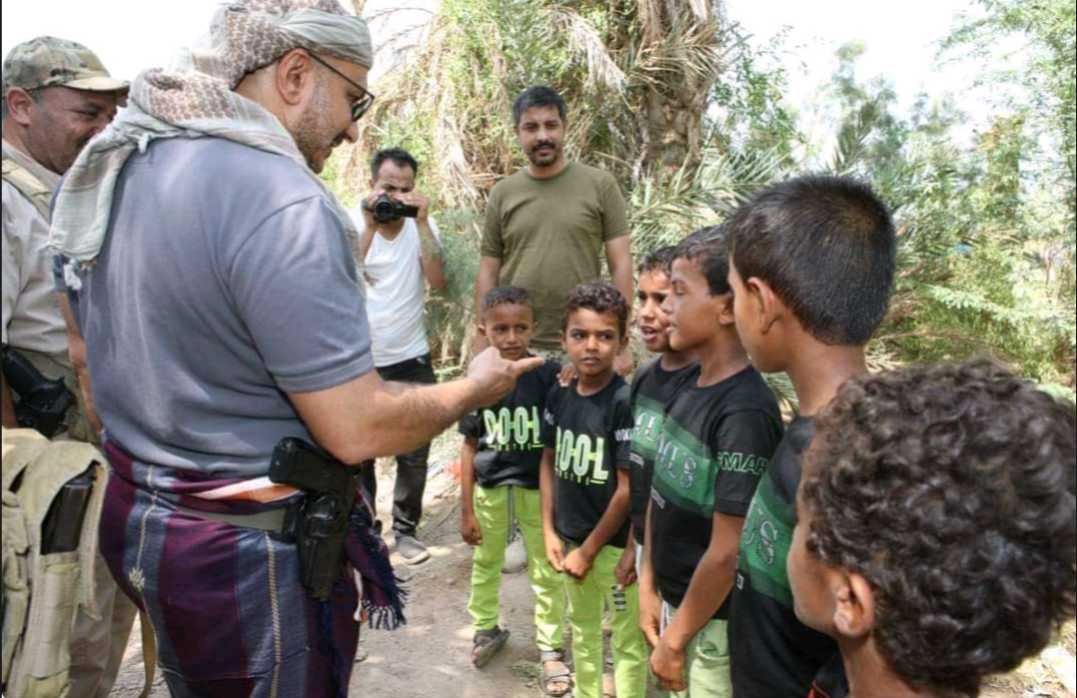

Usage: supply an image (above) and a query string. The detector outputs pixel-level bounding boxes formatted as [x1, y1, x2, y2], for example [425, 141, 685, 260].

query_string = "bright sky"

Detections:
[3, 0, 1008, 134]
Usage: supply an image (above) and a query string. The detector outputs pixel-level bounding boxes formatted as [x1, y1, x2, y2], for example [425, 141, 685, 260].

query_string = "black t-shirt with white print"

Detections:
[628, 358, 699, 545]
[541, 375, 634, 549]
[458, 359, 561, 489]
[650, 366, 783, 614]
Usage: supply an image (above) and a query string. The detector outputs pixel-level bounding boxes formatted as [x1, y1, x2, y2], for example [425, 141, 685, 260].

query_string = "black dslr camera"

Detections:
[363, 193, 418, 224]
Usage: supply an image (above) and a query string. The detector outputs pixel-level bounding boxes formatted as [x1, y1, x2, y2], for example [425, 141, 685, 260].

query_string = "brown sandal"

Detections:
[540, 649, 572, 697]
[471, 626, 510, 668]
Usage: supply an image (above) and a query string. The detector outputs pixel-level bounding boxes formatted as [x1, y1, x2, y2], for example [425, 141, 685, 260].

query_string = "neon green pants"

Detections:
[467, 485, 565, 651]
[662, 601, 732, 698]
[565, 543, 648, 698]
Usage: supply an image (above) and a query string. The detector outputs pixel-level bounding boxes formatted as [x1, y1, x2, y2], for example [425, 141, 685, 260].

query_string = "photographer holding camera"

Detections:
[351, 147, 447, 564]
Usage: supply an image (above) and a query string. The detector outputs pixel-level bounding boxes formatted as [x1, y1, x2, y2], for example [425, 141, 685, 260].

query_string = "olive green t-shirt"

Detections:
[481, 162, 629, 349]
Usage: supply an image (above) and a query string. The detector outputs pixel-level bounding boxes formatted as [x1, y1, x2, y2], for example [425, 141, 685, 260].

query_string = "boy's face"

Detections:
[562, 308, 625, 379]
[480, 302, 534, 361]
[728, 260, 782, 372]
[662, 257, 728, 352]
[788, 492, 834, 636]
[635, 269, 673, 353]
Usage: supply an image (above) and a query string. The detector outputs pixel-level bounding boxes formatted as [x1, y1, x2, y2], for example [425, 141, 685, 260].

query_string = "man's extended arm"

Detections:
[290, 347, 541, 465]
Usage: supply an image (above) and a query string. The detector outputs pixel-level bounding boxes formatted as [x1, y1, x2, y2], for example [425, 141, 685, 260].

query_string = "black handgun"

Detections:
[1, 344, 75, 438]
[268, 438, 357, 601]
[40, 466, 96, 554]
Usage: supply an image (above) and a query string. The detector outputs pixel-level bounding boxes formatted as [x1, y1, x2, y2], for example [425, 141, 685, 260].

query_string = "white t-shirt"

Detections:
[350, 213, 439, 367]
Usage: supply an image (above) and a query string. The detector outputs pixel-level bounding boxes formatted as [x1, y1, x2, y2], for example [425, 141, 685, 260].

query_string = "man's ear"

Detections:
[274, 48, 315, 108]
[5, 87, 37, 127]
[746, 276, 782, 335]
[832, 571, 875, 640]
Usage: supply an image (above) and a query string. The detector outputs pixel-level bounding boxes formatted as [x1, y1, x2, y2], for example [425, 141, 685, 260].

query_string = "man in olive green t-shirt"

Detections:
[476, 86, 633, 371]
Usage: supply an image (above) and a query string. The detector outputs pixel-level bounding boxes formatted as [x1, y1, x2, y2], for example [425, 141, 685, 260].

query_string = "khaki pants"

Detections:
[19, 349, 138, 698]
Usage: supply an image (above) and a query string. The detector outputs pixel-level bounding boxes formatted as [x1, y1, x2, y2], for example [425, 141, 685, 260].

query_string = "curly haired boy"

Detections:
[789, 360, 1077, 698]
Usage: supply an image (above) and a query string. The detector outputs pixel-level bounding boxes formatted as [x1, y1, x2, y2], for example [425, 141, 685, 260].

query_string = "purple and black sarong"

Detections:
[98, 440, 405, 698]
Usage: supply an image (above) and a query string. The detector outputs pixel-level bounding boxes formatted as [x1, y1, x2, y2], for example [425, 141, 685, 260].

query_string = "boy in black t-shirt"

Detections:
[628, 246, 698, 572]
[639, 226, 783, 697]
[458, 287, 568, 690]
[789, 361, 1076, 698]
[539, 282, 647, 698]
[725, 176, 897, 698]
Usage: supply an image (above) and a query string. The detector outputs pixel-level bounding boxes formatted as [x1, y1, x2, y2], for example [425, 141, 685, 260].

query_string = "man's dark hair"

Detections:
[637, 245, 678, 276]
[727, 175, 895, 345]
[512, 85, 566, 127]
[673, 225, 731, 296]
[370, 147, 419, 180]
[801, 359, 1077, 697]
[562, 281, 629, 338]
[481, 286, 532, 314]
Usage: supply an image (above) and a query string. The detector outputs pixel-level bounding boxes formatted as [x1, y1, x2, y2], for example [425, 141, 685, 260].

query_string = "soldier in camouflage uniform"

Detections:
[0, 36, 135, 698]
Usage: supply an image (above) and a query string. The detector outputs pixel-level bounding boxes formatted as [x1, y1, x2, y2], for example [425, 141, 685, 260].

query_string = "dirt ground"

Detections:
[109, 430, 1076, 698]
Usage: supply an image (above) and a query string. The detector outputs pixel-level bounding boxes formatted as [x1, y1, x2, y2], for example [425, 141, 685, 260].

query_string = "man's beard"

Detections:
[293, 80, 343, 173]
[527, 141, 560, 167]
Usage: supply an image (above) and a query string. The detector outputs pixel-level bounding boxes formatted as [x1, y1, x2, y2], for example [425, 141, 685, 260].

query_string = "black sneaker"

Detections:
[395, 534, 430, 565]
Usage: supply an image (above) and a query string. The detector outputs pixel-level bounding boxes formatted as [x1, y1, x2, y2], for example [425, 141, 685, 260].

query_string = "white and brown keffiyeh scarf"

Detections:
[50, 0, 372, 269]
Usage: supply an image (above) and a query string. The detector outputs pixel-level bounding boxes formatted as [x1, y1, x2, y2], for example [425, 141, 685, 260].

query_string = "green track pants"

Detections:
[467, 485, 565, 652]
[565, 543, 647, 698]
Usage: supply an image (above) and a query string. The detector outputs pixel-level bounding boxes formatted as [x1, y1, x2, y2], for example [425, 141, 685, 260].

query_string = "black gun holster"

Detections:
[1, 344, 76, 438]
[268, 438, 358, 601]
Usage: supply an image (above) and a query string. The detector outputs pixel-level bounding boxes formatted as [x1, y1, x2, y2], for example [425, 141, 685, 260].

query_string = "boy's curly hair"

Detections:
[481, 285, 532, 314]
[637, 245, 678, 276]
[801, 359, 1077, 696]
[562, 281, 629, 338]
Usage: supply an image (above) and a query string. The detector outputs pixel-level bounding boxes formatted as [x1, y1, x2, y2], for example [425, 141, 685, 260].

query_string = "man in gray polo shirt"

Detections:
[51, 2, 539, 694]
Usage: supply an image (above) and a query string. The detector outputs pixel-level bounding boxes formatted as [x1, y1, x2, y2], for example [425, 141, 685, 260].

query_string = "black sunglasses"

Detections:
[309, 53, 376, 122]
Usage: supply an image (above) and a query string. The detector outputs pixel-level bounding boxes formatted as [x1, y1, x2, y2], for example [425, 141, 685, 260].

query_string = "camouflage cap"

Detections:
[2, 36, 128, 98]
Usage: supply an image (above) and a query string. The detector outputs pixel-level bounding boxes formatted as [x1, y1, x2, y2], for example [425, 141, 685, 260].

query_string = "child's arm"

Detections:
[614, 525, 636, 586]
[650, 511, 744, 692]
[539, 447, 564, 571]
[459, 436, 482, 546]
[562, 469, 630, 580]
[638, 498, 661, 647]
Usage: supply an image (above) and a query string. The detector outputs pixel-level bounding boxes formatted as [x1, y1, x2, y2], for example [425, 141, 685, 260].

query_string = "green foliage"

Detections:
[323, 0, 1075, 393]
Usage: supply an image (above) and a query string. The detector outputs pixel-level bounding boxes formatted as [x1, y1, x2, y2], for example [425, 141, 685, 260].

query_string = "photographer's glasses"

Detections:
[309, 53, 376, 122]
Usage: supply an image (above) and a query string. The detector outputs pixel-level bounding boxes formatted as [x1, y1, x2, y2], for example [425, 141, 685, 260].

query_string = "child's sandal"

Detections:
[471, 626, 510, 668]
[539, 649, 572, 697]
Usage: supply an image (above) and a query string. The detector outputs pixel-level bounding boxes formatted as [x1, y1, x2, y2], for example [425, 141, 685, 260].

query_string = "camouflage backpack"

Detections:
[1, 428, 106, 697]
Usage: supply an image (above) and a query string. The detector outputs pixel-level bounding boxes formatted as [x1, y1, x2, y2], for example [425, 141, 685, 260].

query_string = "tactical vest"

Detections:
[1, 154, 53, 219]
[2, 428, 106, 697]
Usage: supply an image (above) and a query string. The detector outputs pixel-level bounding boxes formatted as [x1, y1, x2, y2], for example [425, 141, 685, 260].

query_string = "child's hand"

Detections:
[562, 547, 594, 580]
[638, 584, 661, 647]
[614, 546, 637, 586]
[650, 637, 688, 692]
[544, 534, 565, 572]
[460, 511, 482, 546]
[557, 363, 577, 387]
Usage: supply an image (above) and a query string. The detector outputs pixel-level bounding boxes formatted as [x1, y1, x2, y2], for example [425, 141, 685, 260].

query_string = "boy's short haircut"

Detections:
[727, 175, 896, 345]
[562, 281, 629, 338]
[637, 245, 679, 276]
[673, 225, 731, 296]
[481, 286, 532, 314]
[371, 147, 419, 180]
[801, 359, 1077, 697]
[512, 85, 567, 127]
